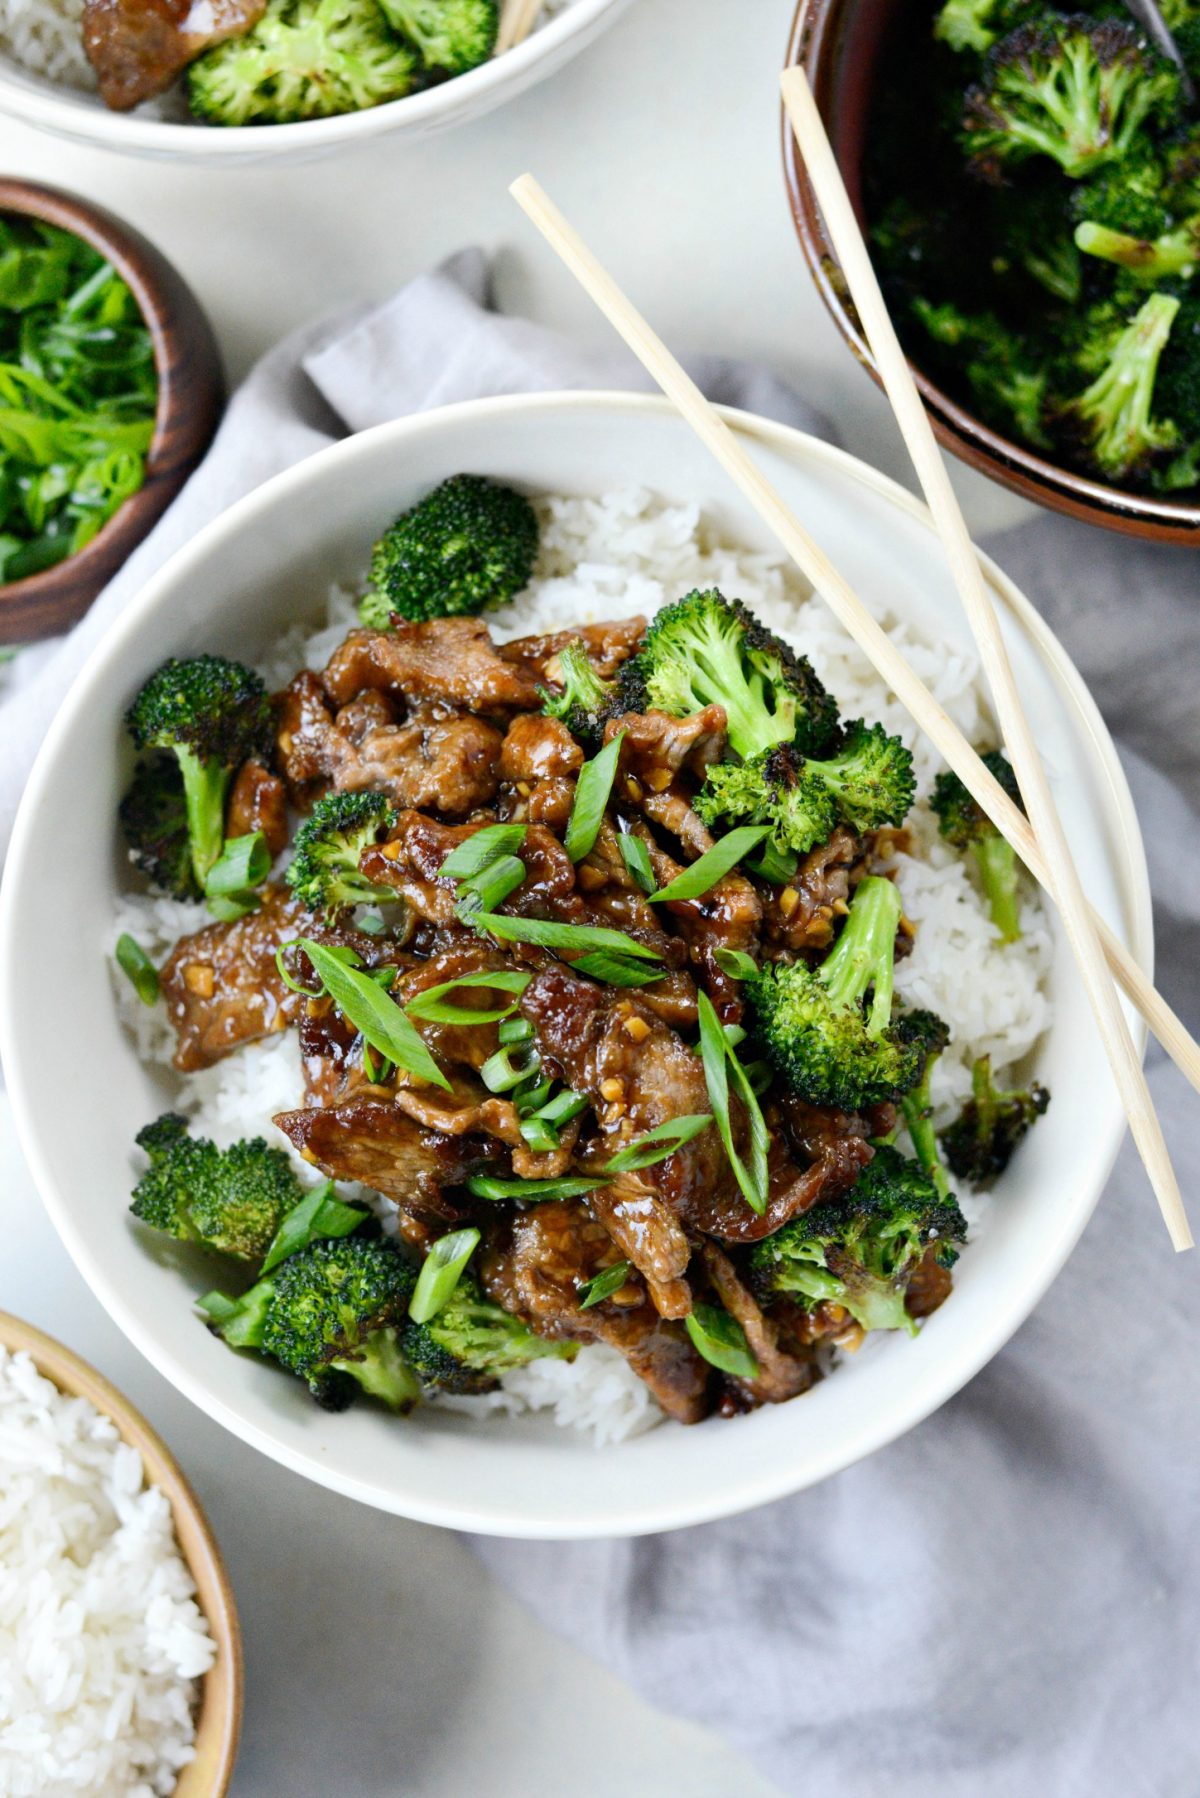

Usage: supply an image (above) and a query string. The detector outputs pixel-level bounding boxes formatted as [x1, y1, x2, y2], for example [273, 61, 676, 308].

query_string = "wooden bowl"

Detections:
[0, 180, 225, 642]
[783, 0, 1200, 543]
[0, 1311, 243, 1795]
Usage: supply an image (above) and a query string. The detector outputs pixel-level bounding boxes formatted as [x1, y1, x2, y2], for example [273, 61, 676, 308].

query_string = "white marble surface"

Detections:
[0, 0, 1036, 1787]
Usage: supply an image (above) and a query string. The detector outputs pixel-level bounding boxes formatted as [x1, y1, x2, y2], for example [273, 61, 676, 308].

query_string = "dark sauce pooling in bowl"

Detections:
[866, 0, 1200, 497]
[0, 217, 157, 585]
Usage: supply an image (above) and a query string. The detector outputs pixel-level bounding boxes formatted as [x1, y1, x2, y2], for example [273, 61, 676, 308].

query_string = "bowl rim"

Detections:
[0, 389, 1153, 1535]
[0, 0, 634, 157]
[0, 177, 224, 641]
[781, 0, 1200, 543]
[0, 1310, 243, 1794]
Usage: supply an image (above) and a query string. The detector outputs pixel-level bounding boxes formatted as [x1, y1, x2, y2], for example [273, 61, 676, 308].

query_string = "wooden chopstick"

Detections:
[495, 0, 542, 53]
[780, 67, 1188, 1250]
[508, 170, 1198, 1248]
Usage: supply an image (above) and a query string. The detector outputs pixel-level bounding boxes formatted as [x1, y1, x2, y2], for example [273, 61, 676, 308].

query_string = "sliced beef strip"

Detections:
[700, 1241, 817, 1406]
[323, 621, 541, 715]
[273, 1100, 483, 1224]
[361, 813, 578, 929]
[391, 1070, 578, 1182]
[226, 759, 289, 859]
[274, 671, 345, 797]
[762, 826, 863, 954]
[482, 1202, 712, 1424]
[499, 714, 583, 784]
[587, 1178, 693, 1320]
[83, 0, 264, 110]
[605, 707, 727, 860]
[499, 616, 647, 679]
[905, 1248, 955, 1319]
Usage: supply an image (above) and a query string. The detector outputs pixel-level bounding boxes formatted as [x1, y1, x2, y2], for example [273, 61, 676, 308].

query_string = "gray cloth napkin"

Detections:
[3, 253, 1197, 1798]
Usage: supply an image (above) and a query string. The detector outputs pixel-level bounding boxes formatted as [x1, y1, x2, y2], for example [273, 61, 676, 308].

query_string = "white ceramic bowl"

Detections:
[0, 393, 1150, 1538]
[0, 0, 634, 164]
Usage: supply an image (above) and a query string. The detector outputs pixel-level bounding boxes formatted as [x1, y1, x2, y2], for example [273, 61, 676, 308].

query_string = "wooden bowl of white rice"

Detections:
[0, 1312, 242, 1796]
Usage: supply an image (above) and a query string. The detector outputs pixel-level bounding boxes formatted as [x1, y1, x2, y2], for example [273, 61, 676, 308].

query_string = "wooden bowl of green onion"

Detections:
[0, 179, 224, 642]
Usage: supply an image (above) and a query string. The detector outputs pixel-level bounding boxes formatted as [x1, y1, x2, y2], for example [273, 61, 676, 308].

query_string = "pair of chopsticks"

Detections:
[508, 72, 1198, 1251]
[495, 0, 542, 53]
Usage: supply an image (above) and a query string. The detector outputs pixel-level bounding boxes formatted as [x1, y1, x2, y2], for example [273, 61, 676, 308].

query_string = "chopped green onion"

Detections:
[438, 824, 527, 880]
[205, 831, 271, 900]
[537, 1089, 589, 1128]
[469, 912, 663, 961]
[274, 941, 325, 997]
[713, 948, 758, 981]
[481, 1043, 541, 1093]
[603, 1113, 713, 1173]
[115, 933, 158, 1005]
[206, 893, 259, 922]
[514, 1076, 555, 1116]
[564, 729, 624, 863]
[260, 1182, 368, 1275]
[578, 1261, 632, 1309]
[404, 968, 531, 1025]
[456, 853, 526, 918]
[498, 1016, 534, 1045]
[746, 840, 800, 883]
[356, 910, 387, 935]
[519, 1115, 560, 1153]
[571, 951, 666, 987]
[618, 831, 655, 894]
[296, 937, 451, 1091]
[465, 1175, 607, 1203]
[722, 1022, 748, 1050]
[408, 1226, 481, 1325]
[361, 1042, 393, 1084]
[685, 1304, 760, 1381]
[697, 990, 769, 1216]
[648, 826, 770, 904]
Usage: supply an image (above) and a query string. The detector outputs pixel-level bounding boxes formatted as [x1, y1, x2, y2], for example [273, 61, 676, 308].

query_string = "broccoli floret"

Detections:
[1075, 212, 1200, 280]
[929, 748, 1025, 942]
[1154, 295, 1200, 447]
[402, 1274, 576, 1394]
[187, 0, 418, 125]
[359, 475, 538, 629]
[118, 755, 195, 898]
[933, 0, 1040, 56]
[130, 1114, 302, 1262]
[749, 1146, 967, 1335]
[1056, 290, 1180, 480]
[962, 17, 1182, 182]
[125, 655, 271, 889]
[259, 1236, 419, 1410]
[1070, 157, 1169, 241]
[537, 639, 641, 751]
[910, 299, 1050, 445]
[632, 589, 838, 762]
[941, 1054, 1049, 1181]
[377, 0, 496, 72]
[696, 721, 915, 855]
[896, 1011, 954, 1200]
[285, 789, 396, 916]
[746, 875, 921, 1109]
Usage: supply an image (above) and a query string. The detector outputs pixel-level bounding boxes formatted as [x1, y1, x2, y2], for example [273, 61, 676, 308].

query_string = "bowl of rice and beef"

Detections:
[0, 391, 1151, 1538]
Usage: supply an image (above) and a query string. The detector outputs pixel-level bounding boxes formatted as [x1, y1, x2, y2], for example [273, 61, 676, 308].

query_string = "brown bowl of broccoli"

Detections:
[783, 0, 1200, 542]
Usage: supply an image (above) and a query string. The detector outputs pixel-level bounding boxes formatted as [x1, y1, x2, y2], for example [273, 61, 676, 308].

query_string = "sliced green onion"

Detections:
[618, 831, 655, 894]
[404, 968, 531, 1025]
[746, 840, 800, 884]
[408, 1226, 481, 1325]
[603, 1113, 713, 1173]
[514, 1076, 555, 1116]
[206, 893, 259, 922]
[356, 910, 387, 936]
[465, 1175, 607, 1203]
[648, 826, 769, 904]
[481, 1043, 541, 1093]
[438, 824, 527, 880]
[498, 1016, 534, 1046]
[685, 1304, 760, 1381]
[722, 1022, 748, 1050]
[296, 937, 451, 1091]
[361, 1043, 393, 1084]
[274, 941, 325, 997]
[713, 948, 758, 981]
[537, 1089, 589, 1128]
[115, 933, 158, 1005]
[571, 951, 666, 988]
[456, 853, 526, 918]
[519, 1115, 560, 1153]
[469, 912, 662, 961]
[564, 729, 624, 863]
[205, 831, 271, 900]
[697, 990, 769, 1216]
[260, 1182, 368, 1275]
[578, 1261, 632, 1310]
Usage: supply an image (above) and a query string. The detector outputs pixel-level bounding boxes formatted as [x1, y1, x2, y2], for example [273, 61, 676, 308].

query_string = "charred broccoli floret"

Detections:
[359, 474, 539, 629]
[402, 1274, 576, 1394]
[749, 1146, 967, 1335]
[910, 299, 1050, 444]
[1075, 212, 1200, 280]
[962, 17, 1182, 181]
[632, 589, 839, 762]
[130, 1114, 302, 1262]
[746, 875, 921, 1108]
[118, 755, 195, 898]
[896, 1011, 954, 1200]
[377, 0, 496, 72]
[934, 0, 1040, 56]
[1070, 155, 1170, 244]
[124, 655, 271, 889]
[930, 748, 1025, 942]
[285, 789, 396, 916]
[695, 722, 915, 855]
[187, 0, 418, 126]
[537, 639, 641, 751]
[1055, 290, 1180, 479]
[941, 1053, 1050, 1181]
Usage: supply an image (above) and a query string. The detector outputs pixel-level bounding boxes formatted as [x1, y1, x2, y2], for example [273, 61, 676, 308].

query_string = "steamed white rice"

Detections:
[0, 1347, 215, 1796]
[111, 488, 1053, 1443]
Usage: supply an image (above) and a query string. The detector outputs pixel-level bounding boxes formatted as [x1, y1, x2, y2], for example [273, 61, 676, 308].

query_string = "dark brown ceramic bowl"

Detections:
[0, 180, 224, 642]
[783, 0, 1200, 544]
